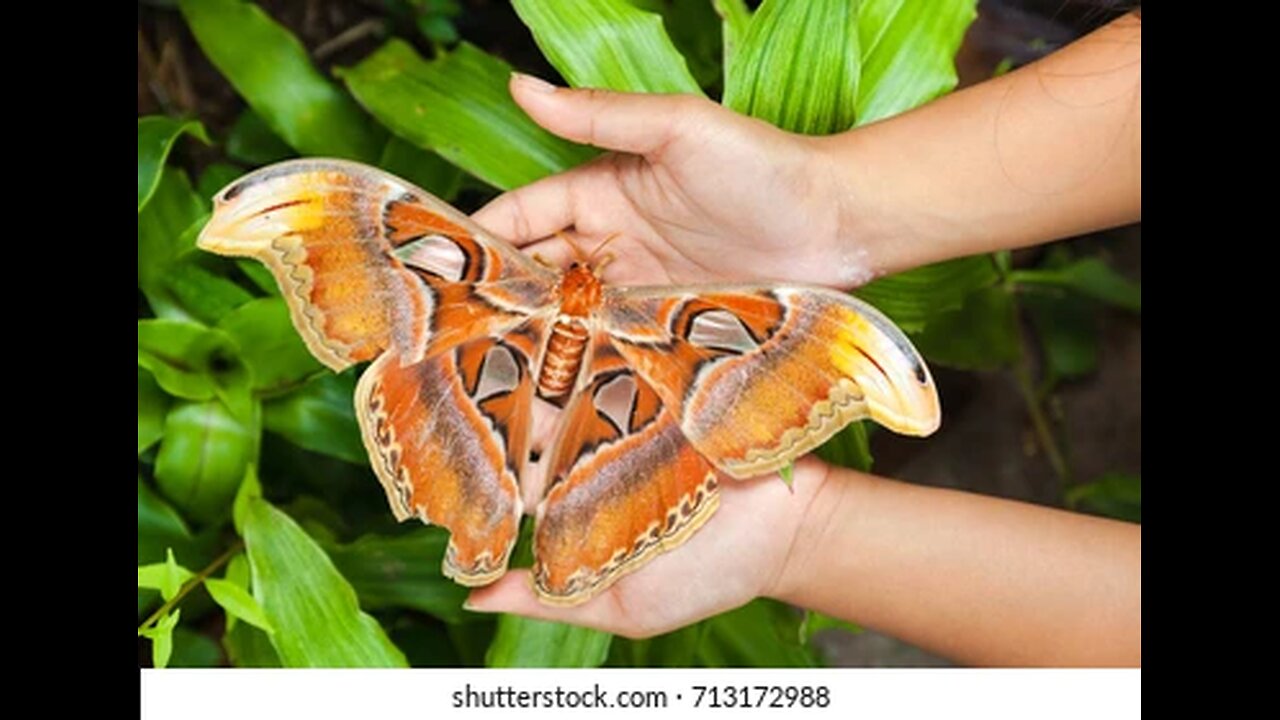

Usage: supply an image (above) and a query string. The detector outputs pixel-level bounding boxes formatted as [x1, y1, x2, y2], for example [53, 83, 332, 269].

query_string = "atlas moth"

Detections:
[197, 159, 940, 606]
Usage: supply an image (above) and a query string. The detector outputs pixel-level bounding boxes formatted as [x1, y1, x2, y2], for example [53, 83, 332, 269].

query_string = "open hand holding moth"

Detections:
[197, 159, 940, 606]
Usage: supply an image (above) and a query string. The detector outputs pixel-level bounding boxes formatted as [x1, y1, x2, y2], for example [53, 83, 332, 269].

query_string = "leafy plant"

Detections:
[138, 0, 1138, 667]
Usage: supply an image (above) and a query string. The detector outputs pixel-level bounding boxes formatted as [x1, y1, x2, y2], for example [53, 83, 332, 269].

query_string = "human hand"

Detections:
[472, 74, 872, 288]
[464, 457, 831, 638]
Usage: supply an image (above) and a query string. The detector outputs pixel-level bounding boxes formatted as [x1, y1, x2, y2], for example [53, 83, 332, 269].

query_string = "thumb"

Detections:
[509, 72, 701, 156]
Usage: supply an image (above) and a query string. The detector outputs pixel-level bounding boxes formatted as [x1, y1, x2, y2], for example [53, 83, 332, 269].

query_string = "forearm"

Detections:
[771, 466, 1141, 666]
[821, 13, 1141, 275]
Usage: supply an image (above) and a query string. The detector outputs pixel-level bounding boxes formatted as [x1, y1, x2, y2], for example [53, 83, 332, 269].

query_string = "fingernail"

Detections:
[512, 72, 557, 94]
[462, 598, 493, 613]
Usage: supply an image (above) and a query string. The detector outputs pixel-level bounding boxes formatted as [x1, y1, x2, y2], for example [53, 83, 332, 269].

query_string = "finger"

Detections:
[471, 171, 577, 246]
[510, 73, 703, 156]
[464, 570, 630, 635]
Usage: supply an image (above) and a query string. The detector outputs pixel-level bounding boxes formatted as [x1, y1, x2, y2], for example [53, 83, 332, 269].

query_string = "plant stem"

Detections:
[139, 540, 244, 633]
[1012, 322, 1071, 486]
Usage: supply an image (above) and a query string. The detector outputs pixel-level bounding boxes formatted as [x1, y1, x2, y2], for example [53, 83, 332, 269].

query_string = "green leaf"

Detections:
[217, 298, 324, 395]
[139, 168, 206, 300]
[654, 0, 724, 91]
[1024, 290, 1099, 386]
[723, 0, 859, 134]
[154, 399, 260, 524]
[233, 464, 263, 536]
[800, 610, 862, 645]
[224, 622, 283, 667]
[196, 162, 246, 204]
[778, 462, 794, 487]
[1013, 258, 1141, 313]
[139, 368, 171, 455]
[1066, 472, 1141, 523]
[243, 498, 407, 667]
[321, 528, 470, 624]
[137, 548, 195, 601]
[157, 247, 257, 326]
[139, 116, 210, 212]
[512, 0, 702, 94]
[695, 599, 817, 667]
[814, 420, 873, 472]
[855, 0, 976, 125]
[339, 40, 597, 190]
[180, 0, 384, 161]
[912, 286, 1020, 370]
[486, 615, 613, 667]
[206, 578, 275, 633]
[169, 627, 225, 667]
[138, 478, 193, 563]
[138, 319, 253, 417]
[607, 624, 701, 667]
[854, 256, 1001, 332]
[141, 610, 182, 669]
[713, 0, 751, 74]
[236, 260, 280, 296]
[377, 135, 463, 201]
[225, 108, 295, 166]
[263, 372, 366, 465]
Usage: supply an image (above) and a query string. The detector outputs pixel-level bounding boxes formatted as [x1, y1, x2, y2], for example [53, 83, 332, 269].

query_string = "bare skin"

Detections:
[466, 15, 1141, 667]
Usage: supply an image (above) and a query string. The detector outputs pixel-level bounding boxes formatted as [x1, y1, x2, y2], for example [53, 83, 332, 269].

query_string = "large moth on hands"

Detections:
[198, 159, 941, 606]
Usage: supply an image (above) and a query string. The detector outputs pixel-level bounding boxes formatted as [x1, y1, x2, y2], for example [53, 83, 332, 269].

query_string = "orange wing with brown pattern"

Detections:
[197, 159, 559, 585]
[601, 285, 941, 479]
[533, 338, 719, 605]
[197, 159, 558, 370]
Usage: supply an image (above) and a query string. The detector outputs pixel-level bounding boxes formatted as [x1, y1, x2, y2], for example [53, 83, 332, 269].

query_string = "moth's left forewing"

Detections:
[602, 285, 941, 479]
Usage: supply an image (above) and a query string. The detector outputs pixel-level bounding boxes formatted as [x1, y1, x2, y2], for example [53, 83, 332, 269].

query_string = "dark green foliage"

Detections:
[138, 0, 1136, 668]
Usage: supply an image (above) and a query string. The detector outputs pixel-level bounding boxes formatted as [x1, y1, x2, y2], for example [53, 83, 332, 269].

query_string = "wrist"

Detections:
[761, 458, 862, 605]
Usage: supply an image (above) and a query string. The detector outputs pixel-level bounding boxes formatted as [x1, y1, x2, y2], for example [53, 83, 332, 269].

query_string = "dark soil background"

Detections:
[138, 0, 1141, 667]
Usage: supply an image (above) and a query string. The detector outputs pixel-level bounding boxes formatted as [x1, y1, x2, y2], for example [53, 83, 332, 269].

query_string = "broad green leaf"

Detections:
[180, 0, 384, 161]
[1024, 290, 1099, 386]
[158, 247, 257, 326]
[815, 420, 873, 472]
[854, 256, 1001, 332]
[340, 40, 597, 190]
[486, 615, 613, 668]
[654, 0, 724, 91]
[137, 548, 195, 601]
[447, 620, 498, 668]
[138, 478, 192, 563]
[222, 552, 252, 631]
[196, 162, 245, 204]
[912, 286, 1020, 370]
[236, 260, 280, 296]
[139, 168, 205, 297]
[225, 108, 295, 166]
[800, 610, 862, 645]
[263, 372, 366, 465]
[1013, 258, 1141, 313]
[607, 624, 701, 667]
[695, 599, 817, 667]
[224, 622, 283, 667]
[390, 619, 465, 667]
[377, 135, 463, 201]
[154, 399, 260, 523]
[139, 368, 171, 455]
[723, 0, 859, 135]
[243, 498, 407, 667]
[169, 627, 224, 667]
[141, 610, 182, 668]
[855, 0, 977, 125]
[1066, 472, 1141, 523]
[206, 578, 275, 633]
[713, 0, 751, 74]
[233, 465, 263, 536]
[138, 116, 210, 212]
[138, 319, 253, 419]
[217, 298, 323, 395]
[512, 0, 702, 94]
[322, 528, 470, 624]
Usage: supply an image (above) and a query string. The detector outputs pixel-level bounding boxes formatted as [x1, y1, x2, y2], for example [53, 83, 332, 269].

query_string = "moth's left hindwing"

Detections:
[198, 159, 558, 585]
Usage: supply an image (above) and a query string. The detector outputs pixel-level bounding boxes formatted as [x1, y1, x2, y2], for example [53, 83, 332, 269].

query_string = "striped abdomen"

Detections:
[538, 318, 589, 400]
